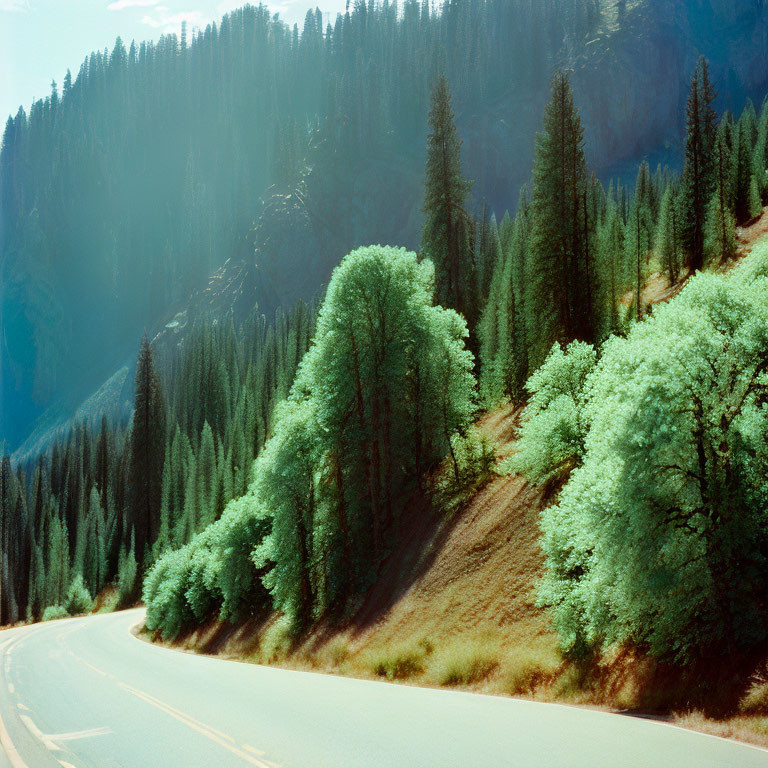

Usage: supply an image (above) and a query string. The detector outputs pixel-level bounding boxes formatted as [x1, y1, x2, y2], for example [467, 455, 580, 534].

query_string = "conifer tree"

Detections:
[704, 127, 737, 264]
[596, 201, 626, 340]
[528, 71, 592, 364]
[422, 75, 475, 323]
[734, 109, 758, 223]
[656, 184, 682, 286]
[680, 57, 718, 272]
[128, 335, 166, 566]
[627, 178, 654, 321]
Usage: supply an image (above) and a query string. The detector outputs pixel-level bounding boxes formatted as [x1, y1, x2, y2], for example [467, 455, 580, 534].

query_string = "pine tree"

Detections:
[196, 422, 218, 530]
[680, 57, 718, 272]
[528, 71, 592, 364]
[628, 173, 654, 321]
[422, 75, 475, 324]
[656, 184, 682, 286]
[704, 127, 737, 264]
[735, 111, 756, 223]
[128, 335, 166, 566]
[597, 201, 627, 340]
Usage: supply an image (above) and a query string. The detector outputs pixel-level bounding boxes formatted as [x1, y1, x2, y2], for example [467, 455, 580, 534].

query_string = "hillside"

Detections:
[4, 0, 768, 451]
[145, 211, 768, 750]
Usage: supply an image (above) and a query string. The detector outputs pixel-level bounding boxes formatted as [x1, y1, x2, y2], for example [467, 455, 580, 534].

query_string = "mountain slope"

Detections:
[152, 214, 768, 748]
[4, 0, 768, 449]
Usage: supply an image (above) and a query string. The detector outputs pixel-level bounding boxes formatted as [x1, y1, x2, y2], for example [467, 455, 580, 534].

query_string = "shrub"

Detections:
[366, 639, 432, 680]
[116, 545, 138, 608]
[321, 638, 351, 668]
[508, 340, 596, 485]
[42, 605, 69, 622]
[429, 637, 500, 686]
[184, 543, 219, 622]
[141, 492, 270, 640]
[434, 427, 496, 514]
[143, 547, 193, 640]
[215, 495, 270, 621]
[499, 643, 562, 695]
[257, 616, 294, 664]
[741, 680, 768, 715]
[64, 574, 93, 616]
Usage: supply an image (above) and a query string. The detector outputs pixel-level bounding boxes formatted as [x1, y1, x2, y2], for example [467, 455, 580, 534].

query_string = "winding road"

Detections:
[0, 609, 764, 767]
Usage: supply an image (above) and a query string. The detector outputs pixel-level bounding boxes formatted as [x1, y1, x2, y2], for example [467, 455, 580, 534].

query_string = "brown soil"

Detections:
[346, 406, 551, 654]
[736, 207, 768, 256]
[163, 404, 555, 665]
[621, 205, 768, 312]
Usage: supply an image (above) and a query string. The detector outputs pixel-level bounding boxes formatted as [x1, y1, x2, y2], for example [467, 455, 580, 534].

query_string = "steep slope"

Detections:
[151, 213, 768, 748]
[156, 404, 563, 686]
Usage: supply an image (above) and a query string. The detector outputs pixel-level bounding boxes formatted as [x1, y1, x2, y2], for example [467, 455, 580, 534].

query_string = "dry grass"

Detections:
[428, 634, 501, 686]
[497, 639, 562, 696]
[364, 638, 433, 680]
[674, 711, 768, 750]
[252, 616, 294, 664]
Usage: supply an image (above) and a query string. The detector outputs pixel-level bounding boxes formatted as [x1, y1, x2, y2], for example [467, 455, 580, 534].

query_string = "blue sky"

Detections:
[0, 0, 350, 122]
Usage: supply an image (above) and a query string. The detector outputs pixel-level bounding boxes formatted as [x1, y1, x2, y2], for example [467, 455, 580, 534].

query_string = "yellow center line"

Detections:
[243, 744, 265, 755]
[118, 683, 234, 742]
[77, 658, 110, 679]
[117, 682, 273, 768]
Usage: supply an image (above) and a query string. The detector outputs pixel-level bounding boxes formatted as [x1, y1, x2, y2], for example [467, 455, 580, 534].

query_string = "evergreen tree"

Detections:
[596, 200, 627, 340]
[528, 71, 593, 365]
[422, 75, 475, 323]
[655, 184, 682, 286]
[704, 127, 737, 264]
[128, 335, 166, 566]
[627, 185, 653, 321]
[679, 56, 718, 272]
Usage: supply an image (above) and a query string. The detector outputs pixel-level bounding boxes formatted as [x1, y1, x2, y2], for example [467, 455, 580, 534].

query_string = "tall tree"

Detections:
[422, 75, 475, 323]
[655, 183, 682, 286]
[680, 56, 718, 272]
[128, 335, 166, 566]
[704, 125, 737, 264]
[528, 71, 592, 364]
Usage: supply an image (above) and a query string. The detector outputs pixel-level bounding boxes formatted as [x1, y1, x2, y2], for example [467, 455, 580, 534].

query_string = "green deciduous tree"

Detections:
[540, 255, 768, 661]
[510, 340, 596, 486]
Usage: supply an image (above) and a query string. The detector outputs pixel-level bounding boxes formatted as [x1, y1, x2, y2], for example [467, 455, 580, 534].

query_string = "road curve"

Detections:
[0, 609, 764, 768]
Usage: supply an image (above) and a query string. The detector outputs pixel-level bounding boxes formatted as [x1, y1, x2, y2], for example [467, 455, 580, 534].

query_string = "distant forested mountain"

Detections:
[2, 0, 768, 449]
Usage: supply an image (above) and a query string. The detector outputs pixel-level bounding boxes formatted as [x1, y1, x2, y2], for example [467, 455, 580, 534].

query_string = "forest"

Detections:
[3, 0, 768, 451]
[2, 0, 768, 678]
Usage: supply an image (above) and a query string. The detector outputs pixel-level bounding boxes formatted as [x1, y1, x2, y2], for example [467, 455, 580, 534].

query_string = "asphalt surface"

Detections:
[0, 609, 765, 767]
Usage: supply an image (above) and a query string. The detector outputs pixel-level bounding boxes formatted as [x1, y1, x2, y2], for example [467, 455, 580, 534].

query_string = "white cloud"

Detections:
[140, 7, 210, 33]
[107, 0, 159, 9]
[0, 0, 30, 12]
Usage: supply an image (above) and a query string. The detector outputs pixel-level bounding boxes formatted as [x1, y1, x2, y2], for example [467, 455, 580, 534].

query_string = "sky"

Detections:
[0, 0, 350, 122]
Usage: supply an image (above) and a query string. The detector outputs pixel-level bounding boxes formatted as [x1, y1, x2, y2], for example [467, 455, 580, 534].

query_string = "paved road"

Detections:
[0, 609, 765, 768]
